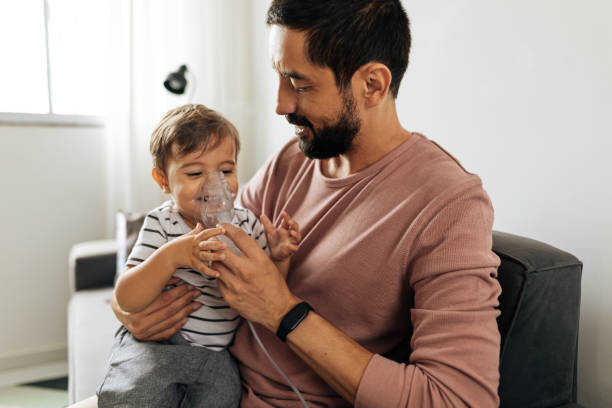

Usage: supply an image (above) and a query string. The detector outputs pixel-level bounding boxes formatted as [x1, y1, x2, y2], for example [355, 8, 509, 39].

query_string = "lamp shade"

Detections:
[163, 65, 188, 94]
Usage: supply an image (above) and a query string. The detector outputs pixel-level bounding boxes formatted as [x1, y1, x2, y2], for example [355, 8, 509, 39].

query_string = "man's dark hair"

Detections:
[266, 0, 411, 98]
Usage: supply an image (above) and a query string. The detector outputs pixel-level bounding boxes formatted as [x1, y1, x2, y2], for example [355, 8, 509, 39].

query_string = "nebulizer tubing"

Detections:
[247, 321, 310, 408]
[194, 170, 310, 408]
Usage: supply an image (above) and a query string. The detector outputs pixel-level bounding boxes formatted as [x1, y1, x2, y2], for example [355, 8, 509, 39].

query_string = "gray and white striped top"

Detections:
[126, 200, 268, 351]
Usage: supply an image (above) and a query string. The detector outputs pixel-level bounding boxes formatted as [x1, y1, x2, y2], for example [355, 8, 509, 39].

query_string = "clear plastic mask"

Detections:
[192, 169, 241, 256]
[193, 170, 235, 228]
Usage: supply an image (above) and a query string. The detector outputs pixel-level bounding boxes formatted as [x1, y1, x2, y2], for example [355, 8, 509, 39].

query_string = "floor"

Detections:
[0, 377, 68, 408]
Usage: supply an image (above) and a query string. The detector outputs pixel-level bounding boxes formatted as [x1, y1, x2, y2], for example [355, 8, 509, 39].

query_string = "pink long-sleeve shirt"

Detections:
[232, 133, 502, 407]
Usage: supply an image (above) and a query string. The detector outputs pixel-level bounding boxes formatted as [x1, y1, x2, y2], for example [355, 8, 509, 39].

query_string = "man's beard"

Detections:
[286, 91, 361, 159]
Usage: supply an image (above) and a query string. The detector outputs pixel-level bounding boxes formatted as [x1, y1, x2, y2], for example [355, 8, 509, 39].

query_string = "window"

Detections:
[0, 0, 111, 119]
[0, 0, 49, 114]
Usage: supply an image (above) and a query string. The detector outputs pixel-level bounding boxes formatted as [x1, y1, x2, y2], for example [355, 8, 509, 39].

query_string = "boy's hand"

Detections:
[260, 211, 301, 262]
[168, 223, 227, 277]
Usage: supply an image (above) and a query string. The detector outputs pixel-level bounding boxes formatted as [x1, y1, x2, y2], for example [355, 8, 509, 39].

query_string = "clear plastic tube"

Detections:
[247, 321, 310, 408]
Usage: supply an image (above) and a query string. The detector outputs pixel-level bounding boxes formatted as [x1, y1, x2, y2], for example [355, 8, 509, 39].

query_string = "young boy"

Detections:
[97, 104, 300, 407]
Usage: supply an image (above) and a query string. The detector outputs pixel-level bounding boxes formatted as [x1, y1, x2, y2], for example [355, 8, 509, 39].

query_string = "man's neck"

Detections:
[320, 108, 412, 178]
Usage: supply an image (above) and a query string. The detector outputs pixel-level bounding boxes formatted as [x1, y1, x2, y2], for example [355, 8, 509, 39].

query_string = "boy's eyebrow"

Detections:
[179, 160, 235, 169]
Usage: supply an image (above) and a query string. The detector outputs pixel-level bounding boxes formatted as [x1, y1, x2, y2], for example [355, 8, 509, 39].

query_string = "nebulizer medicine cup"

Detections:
[192, 169, 309, 407]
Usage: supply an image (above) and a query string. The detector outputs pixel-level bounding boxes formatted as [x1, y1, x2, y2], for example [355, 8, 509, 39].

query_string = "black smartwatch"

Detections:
[276, 301, 314, 342]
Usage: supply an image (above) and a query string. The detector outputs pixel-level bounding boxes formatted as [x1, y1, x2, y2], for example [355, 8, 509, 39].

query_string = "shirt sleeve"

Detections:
[355, 185, 502, 408]
[125, 213, 169, 267]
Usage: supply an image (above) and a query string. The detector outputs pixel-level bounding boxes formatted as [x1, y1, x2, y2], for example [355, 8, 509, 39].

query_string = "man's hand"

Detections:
[212, 223, 301, 333]
[111, 278, 202, 341]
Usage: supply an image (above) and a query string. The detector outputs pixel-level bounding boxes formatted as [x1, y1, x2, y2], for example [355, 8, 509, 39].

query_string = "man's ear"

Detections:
[152, 168, 170, 193]
[354, 62, 392, 107]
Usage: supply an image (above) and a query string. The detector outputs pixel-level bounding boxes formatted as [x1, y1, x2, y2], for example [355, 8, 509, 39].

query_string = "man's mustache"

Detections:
[286, 113, 313, 129]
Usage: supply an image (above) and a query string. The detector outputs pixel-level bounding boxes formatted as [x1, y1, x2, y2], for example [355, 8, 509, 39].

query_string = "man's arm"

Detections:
[215, 185, 501, 407]
[213, 223, 372, 403]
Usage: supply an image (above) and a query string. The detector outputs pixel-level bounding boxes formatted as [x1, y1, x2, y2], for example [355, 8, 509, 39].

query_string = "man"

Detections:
[109, 1, 502, 407]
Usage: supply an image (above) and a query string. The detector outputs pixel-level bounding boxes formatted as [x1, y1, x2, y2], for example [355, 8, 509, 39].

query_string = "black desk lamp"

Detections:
[163, 64, 188, 94]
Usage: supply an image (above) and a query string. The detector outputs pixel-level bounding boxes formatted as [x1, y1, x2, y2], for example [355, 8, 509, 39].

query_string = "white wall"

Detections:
[249, 0, 612, 406]
[127, 0, 258, 215]
[400, 2, 612, 406]
[0, 124, 107, 376]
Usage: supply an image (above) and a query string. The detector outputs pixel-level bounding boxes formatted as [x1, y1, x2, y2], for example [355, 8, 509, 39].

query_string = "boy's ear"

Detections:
[152, 168, 170, 193]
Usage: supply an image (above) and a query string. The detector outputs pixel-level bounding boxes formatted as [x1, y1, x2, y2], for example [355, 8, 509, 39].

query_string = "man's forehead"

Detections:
[269, 26, 310, 75]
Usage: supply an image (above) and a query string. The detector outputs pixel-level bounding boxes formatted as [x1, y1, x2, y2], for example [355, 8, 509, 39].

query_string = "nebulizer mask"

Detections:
[193, 170, 309, 408]
[193, 170, 241, 256]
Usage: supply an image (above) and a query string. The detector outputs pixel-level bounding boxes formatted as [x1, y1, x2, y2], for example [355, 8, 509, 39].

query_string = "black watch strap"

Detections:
[276, 301, 314, 342]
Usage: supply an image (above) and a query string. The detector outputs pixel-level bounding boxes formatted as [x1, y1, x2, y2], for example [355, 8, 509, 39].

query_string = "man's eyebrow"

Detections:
[272, 63, 309, 81]
[281, 70, 309, 81]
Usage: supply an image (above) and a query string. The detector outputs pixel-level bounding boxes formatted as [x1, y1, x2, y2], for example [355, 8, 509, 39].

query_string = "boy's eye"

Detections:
[222, 169, 234, 175]
[186, 172, 202, 177]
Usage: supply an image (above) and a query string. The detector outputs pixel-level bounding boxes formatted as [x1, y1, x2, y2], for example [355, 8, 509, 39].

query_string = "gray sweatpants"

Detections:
[97, 326, 241, 408]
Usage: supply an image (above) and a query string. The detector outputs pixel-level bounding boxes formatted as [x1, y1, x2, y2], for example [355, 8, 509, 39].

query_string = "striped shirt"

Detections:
[126, 200, 268, 350]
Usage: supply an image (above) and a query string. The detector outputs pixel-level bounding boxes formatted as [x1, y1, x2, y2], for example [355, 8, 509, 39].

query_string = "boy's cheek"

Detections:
[227, 177, 239, 196]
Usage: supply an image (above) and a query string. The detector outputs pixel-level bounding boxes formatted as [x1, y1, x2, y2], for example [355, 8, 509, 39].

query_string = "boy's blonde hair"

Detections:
[150, 104, 240, 172]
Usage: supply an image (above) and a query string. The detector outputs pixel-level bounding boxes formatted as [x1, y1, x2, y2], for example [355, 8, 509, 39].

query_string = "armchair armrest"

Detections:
[69, 239, 117, 294]
[492, 231, 583, 408]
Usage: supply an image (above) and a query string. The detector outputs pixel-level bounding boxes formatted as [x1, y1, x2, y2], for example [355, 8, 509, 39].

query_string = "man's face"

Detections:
[269, 26, 361, 159]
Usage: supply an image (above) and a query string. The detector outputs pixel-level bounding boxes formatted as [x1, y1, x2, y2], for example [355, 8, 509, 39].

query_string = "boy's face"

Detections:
[153, 137, 238, 227]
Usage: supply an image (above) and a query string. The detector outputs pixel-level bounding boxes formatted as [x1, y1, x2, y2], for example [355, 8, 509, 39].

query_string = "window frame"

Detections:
[0, 112, 104, 128]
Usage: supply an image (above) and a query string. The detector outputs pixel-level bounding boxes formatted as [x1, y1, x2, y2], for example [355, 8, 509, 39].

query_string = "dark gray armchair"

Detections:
[494, 231, 583, 408]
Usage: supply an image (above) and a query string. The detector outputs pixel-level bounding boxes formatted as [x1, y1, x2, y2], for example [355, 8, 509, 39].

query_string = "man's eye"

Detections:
[289, 80, 309, 93]
[293, 85, 309, 93]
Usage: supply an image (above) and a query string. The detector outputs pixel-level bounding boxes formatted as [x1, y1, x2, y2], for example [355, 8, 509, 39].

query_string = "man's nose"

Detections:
[275, 79, 297, 116]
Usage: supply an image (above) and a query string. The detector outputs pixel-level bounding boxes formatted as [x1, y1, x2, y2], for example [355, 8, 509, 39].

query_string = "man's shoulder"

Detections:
[414, 133, 480, 180]
[390, 133, 485, 204]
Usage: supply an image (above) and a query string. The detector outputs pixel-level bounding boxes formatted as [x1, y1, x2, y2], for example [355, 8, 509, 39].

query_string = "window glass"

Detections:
[0, 0, 49, 114]
[47, 0, 110, 115]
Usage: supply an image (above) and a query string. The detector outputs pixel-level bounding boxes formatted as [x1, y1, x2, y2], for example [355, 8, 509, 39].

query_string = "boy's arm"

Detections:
[114, 243, 180, 313]
[274, 258, 291, 279]
[115, 225, 227, 313]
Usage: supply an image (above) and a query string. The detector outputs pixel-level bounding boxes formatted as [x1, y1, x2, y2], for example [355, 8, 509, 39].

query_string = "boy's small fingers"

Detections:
[196, 261, 221, 278]
[187, 223, 202, 235]
[260, 214, 273, 231]
[198, 240, 226, 251]
[199, 251, 226, 262]
[195, 227, 225, 241]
